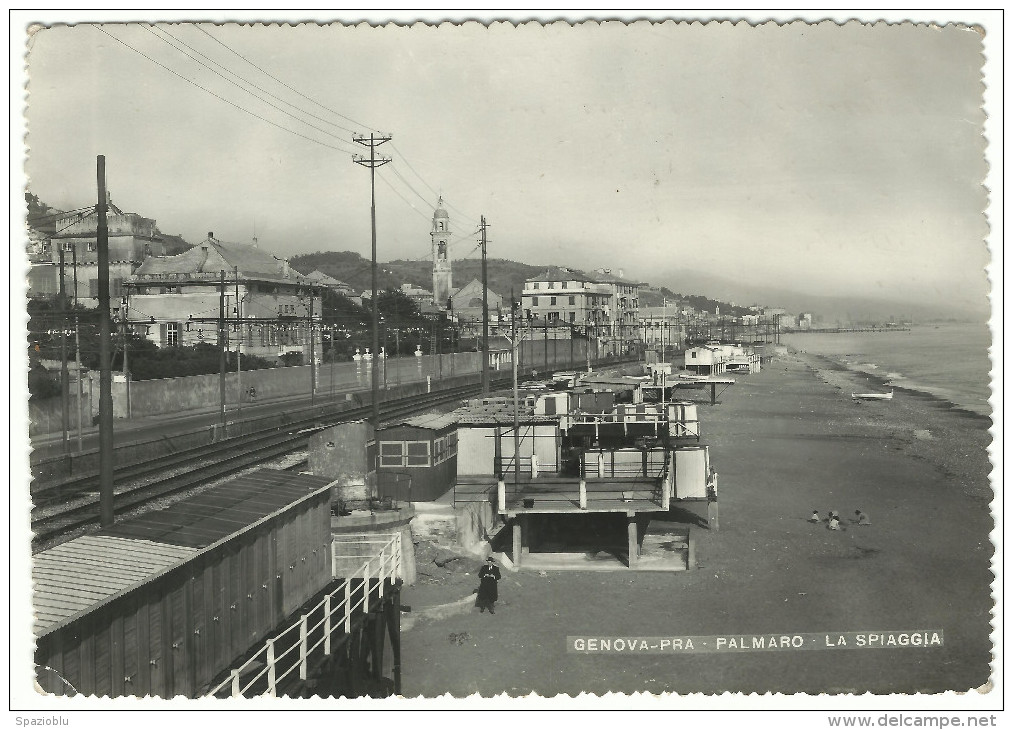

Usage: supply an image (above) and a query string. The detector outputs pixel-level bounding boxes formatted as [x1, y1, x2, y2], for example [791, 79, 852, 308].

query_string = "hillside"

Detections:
[290, 250, 757, 316]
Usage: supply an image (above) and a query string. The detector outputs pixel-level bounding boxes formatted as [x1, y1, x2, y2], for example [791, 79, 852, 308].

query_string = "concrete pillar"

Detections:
[708, 501, 720, 531]
[661, 473, 671, 511]
[531, 453, 539, 479]
[579, 479, 587, 510]
[497, 479, 506, 511]
[512, 519, 522, 568]
[688, 530, 697, 569]
[627, 514, 638, 569]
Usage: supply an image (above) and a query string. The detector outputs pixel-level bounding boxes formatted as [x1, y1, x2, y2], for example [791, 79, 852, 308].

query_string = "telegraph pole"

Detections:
[510, 289, 520, 488]
[219, 268, 227, 434]
[235, 266, 242, 414]
[479, 216, 490, 394]
[58, 247, 70, 454]
[353, 132, 392, 427]
[97, 156, 114, 527]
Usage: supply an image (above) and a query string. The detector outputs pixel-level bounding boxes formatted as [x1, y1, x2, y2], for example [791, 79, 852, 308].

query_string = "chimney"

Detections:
[198, 245, 210, 272]
[207, 232, 214, 241]
[282, 259, 290, 278]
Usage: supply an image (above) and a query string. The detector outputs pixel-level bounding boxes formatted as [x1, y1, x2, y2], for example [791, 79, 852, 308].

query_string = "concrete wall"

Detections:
[28, 390, 92, 437]
[309, 421, 374, 505]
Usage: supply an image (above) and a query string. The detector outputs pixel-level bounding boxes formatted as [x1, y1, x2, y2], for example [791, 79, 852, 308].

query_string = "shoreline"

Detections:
[398, 353, 995, 696]
[780, 330, 993, 420]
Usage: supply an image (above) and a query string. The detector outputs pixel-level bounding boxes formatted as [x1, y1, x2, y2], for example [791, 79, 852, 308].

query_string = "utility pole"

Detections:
[235, 266, 242, 414]
[121, 295, 130, 419]
[219, 269, 227, 435]
[97, 156, 114, 528]
[353, 132, 392, 427]
[510, 289, 520, 488]
[74, 312, 84, 451]
[58, 247, 70, 454]
[479, 216, 490, 394]
[309, 286, 316, 407]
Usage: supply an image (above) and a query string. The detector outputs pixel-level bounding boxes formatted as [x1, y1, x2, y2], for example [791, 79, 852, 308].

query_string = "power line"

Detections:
[143, 25, 359, 151]
[194, 26, 482, 227]
[93, 25, 355, 156]
[195, 25, 379, 134]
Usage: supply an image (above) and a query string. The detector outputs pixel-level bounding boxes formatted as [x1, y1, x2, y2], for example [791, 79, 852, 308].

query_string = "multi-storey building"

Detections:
[27, 200, 190, 306]
[123, 235, 321, 364]
[521, 267, 613, 328]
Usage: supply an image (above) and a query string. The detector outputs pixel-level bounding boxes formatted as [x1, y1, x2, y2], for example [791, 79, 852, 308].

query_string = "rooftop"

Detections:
[131, 239, 300, 284]
[32, 469, 333, 636]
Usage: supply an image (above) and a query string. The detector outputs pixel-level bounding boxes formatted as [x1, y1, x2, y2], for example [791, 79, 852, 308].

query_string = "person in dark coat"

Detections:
[476, 557, 502, 614]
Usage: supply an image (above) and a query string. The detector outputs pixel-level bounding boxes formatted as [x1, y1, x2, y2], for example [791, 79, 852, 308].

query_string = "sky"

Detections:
[21, 15, 993, 315]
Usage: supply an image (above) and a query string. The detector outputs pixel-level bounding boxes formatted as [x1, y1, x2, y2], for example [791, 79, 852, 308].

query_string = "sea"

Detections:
[781, 322, 994, 418]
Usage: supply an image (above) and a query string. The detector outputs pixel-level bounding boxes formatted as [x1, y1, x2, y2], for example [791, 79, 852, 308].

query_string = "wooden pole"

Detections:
[96, 155, 114, 527]
[219, 269, 227, 434]
[57, 246, 70, 454]
[480, 215, 489, 394]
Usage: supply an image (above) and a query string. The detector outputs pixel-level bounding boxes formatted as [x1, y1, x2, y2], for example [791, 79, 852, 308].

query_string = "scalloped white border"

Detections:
[8, 8, 1003, 719]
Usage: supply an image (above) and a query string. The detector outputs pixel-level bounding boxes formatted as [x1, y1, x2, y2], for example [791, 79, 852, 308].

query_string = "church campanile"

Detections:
[431, 197, 453, 308]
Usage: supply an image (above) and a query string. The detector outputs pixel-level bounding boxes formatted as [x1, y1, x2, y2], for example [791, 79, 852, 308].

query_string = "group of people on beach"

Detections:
[809, 509, 871, 531]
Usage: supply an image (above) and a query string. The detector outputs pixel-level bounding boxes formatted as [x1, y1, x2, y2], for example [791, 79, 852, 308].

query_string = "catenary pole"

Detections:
[353, 132, 391, 427]
[219, 268, 227, 434]
[58, 246, 70, 454]
[480, 216, 490, 394]
[97, 156, 114, 527]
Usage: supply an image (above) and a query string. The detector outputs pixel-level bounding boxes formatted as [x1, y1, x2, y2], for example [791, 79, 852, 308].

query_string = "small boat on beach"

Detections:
[852, 390, 894, 401]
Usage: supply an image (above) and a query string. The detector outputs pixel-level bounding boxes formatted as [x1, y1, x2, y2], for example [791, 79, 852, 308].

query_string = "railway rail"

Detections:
[31, 358, 641, 550]
[31, 377, 501, 550]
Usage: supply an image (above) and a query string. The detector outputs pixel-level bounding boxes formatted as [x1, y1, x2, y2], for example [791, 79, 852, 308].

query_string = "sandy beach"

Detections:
[398, 352, 994, 696]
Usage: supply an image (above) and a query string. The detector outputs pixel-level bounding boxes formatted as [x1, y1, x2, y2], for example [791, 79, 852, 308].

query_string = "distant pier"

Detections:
[787, 327, 911, 334]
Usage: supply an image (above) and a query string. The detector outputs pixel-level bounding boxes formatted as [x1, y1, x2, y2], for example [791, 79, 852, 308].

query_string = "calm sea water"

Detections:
[782, 323, 994, 417]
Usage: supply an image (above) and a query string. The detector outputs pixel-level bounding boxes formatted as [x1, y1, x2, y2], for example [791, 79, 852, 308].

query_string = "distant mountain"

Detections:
[633, 266, 989, 324]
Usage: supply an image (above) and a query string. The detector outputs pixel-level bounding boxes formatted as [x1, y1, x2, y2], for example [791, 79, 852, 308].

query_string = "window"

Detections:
[547, 282, 555, 289]
[569, 311, 576, 322]
[568, 296, 575, 305]
[691, 351, 697, 359]
[406, 441, 430, 467]
[549, 296, 556, 306]
[379, 441, 406, 468]
[41, 242, 51, 255]
[531, 296, 539, 306]
[62, 241, 74, 252]
[532, 282, 539, 290]
[164, 322, 179, 347]
[87, 242, 96, 252]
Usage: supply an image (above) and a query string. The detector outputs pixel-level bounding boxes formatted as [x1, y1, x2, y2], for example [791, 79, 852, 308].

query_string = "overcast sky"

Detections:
[22, 19, 990, 313]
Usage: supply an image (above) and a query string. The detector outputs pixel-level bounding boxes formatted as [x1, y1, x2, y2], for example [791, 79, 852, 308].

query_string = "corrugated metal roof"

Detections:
[101, 469, 334, 548]
[32, 536, 198, 635]
[32, 469, 334, 637]
[386, 412, 460, 431]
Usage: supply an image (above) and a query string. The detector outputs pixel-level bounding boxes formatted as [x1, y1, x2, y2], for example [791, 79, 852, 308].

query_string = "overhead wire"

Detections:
[195, 25, 380, 134]
[193, 25, 483, 227]
[142, 25, 359, 152]
[151, 26, 360, 137]
[92, 25, 356, 156]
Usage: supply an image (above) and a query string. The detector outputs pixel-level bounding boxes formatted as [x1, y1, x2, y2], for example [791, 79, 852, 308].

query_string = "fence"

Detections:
[206, 532, 402, 698]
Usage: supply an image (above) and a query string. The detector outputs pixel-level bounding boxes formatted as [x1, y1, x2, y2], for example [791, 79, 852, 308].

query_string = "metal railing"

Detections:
[206, 532, 402, 698]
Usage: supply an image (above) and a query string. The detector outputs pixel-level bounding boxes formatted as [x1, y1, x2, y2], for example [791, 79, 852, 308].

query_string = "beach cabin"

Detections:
[684, 345, 727, 375]
[375, 413, 459, 502]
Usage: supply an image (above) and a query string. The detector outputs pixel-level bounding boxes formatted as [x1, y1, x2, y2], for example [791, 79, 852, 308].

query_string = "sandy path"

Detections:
[399, 355, 994, 697]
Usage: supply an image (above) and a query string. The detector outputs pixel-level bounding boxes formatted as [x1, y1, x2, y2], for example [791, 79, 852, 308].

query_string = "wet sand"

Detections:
[399, 354, 995, 697]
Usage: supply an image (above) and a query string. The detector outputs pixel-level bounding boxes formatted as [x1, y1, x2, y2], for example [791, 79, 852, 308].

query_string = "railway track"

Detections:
[31, 377, 506, 549]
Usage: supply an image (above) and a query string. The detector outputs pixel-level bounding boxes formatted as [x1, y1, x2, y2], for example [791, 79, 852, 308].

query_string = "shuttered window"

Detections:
[379, 441, 405, 468]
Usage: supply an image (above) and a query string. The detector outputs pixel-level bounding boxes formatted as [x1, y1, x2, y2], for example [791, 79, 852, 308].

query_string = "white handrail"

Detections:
[206, 532, 401, 698]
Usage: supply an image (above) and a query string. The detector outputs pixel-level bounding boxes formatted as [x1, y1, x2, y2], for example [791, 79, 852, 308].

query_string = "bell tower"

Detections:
[431, 197, 453, 309]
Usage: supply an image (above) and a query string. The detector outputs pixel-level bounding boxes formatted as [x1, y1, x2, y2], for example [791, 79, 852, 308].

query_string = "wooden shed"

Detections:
[33, 468, 335, 698]
[375, 413, 459, 502]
